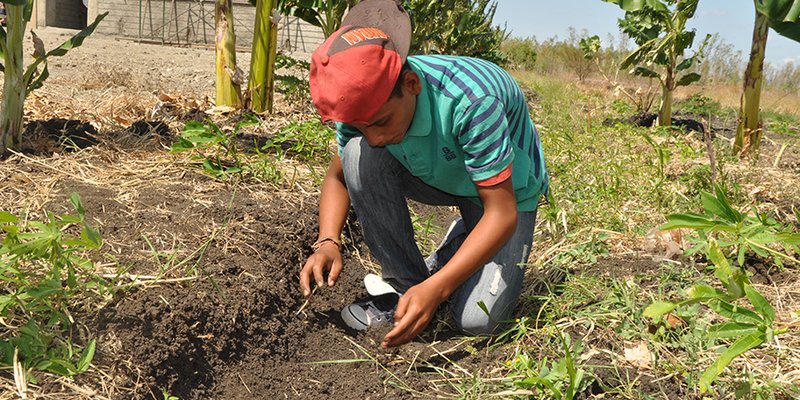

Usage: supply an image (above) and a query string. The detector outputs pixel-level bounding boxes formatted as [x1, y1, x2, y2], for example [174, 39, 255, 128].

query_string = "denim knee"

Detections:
[455, 311, 501, 336]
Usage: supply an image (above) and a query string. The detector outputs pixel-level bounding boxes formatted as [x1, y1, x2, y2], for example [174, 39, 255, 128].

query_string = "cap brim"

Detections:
[342, 0, 411, 61]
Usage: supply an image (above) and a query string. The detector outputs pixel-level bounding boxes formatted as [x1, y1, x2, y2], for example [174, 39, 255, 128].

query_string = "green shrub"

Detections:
[0, 194, 110, 379]
[501, 37, 537, 70]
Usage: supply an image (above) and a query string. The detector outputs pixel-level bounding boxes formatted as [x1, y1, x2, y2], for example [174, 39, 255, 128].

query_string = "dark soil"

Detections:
[48, 170, 501, 399]
[602, 111, 706, 135]
[21, 118, 99, 155]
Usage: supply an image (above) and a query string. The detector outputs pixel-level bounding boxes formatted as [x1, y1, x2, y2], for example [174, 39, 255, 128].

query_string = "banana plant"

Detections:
[602, 0, 710, 127]
[248, 0, 279, 113]
[277, 0, 358, 38]
[215, 0, 242, 108]
[734, 0, 800, 159]
[0, 1, 106, 155]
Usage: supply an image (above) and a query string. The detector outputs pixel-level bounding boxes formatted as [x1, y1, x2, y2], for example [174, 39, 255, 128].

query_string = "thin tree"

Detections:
[215, 0, 242, 108]
[734, 0, 800, 159]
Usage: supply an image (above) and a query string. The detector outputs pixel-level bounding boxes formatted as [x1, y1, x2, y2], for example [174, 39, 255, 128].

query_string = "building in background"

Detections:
[31, 0, 324, 60]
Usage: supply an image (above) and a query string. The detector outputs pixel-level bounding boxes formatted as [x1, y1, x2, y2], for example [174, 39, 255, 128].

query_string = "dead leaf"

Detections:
[623, 340, 652, 369]
[665, 313, 686, 329]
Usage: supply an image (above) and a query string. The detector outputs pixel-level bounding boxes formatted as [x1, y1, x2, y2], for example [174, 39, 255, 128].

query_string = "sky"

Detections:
[493, 0, 800, 66]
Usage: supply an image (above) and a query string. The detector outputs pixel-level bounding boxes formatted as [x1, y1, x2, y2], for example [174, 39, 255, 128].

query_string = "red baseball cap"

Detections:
[309, 0, 411, 124]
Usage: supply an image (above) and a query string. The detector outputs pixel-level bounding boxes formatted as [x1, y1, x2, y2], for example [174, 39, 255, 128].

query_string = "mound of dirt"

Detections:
[45, 171, 492, 399]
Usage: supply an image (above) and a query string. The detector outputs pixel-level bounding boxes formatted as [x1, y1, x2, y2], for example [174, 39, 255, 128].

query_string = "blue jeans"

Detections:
[341, 137, 537, 335]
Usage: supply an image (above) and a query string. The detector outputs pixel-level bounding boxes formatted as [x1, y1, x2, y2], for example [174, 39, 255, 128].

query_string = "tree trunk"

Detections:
[734, 11, 769, 159]
[248, 0, 275, 113]
[0, 6, 28, 154]
[215, 0, 242, 108]
[657, 66, 673, 127]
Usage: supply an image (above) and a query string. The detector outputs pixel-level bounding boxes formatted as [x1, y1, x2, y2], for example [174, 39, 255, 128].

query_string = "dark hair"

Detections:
[390, 62, 413, 98]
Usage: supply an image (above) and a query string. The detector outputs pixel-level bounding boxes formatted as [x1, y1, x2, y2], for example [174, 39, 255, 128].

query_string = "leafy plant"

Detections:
[581, 34, 659, 113]
[661, 185, 800, 268]
[677, 93, 724, 118]
[275, 55, 311, 102]
[602, 0, 711, 126]
[644, 239, 792, 393]
[501, 37, 537, 70]
[263, 119, 334, 162]
[171, 116, 259, 180]
[0, 194, 110, 378]
[646, 185, 800, 392]
[404, 0, 507, 64]
[507, 333, 593, 399]
[277, 0, 357, 38]
[0, 3, 106, 154]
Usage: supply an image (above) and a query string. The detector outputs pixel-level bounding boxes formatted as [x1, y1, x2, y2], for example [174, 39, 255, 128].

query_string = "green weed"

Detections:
[171, 115, 259, 180]
[506, 333, 593, 399]
[645, 186, 800, 393]
[762, 110, 799, 136]
[0, 194, 111, 380]
[662, 185, 800, 268]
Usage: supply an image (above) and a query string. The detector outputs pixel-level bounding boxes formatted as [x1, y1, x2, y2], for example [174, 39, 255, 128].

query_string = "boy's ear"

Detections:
[404, 71, 421, 96]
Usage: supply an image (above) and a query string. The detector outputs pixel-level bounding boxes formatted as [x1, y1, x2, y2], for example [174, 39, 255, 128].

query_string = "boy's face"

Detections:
[351, 71, 421, 147]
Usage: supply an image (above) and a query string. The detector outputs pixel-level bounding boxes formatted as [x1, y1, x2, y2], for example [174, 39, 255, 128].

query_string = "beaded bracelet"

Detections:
[312, 236, 341, 252]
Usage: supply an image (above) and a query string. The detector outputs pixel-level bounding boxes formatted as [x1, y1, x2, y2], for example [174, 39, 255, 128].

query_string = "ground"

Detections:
[1, 27, 799, 399]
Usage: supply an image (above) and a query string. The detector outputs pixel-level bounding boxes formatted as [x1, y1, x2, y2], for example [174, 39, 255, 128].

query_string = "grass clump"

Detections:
[0, 194, 112, 381]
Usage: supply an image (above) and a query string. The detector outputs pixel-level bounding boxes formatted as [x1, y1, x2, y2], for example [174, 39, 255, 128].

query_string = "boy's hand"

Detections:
[299, 244, 343, 298]
[381, 280, 446, 348]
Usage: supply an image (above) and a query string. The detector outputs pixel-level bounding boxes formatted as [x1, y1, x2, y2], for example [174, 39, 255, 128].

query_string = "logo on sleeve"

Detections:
[441, 147, 456, 161]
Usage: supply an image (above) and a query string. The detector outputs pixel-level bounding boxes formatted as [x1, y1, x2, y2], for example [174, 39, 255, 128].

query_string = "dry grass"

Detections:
[676, 83, 800, 118]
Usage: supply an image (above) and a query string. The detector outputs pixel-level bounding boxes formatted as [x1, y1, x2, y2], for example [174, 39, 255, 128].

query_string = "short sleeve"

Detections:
[335, 122, 362, 157]
[456, 96, 514, 183]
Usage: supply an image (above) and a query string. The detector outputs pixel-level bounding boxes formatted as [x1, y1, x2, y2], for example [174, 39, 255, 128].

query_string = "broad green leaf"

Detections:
[643, 301, 677, 318]
[676, 72, 701, 87]
[708, 300, 764, 325]
[45, 13, 108, 58]
[707, 322, 761, 338]
[675, 56, 695, 71]
[0, 211, 17, 223]
[661, 213, 718, 230]
[699, 333, 765, 393]
[714, 185, 742, 222]
[687, 284, 728, 300]
[69, 193, 85, 216]
[81, 225, 102, 248]
[39, 358, 77, 376]
[76, 339, 96, 373]
[744, 284, 775, 323]
[708, 239, 746, 298]
[517, 376, 563, 399]
[632, 66, 660, 78]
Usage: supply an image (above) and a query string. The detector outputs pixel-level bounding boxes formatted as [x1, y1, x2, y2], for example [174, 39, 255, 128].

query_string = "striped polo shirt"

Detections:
[336, 55, 548, 212]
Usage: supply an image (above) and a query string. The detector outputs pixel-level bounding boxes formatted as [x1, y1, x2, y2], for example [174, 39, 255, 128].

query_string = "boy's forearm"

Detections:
[426, 180, 518, 300]
[318, 156, 351, 242]
[426, 208, 516, 300]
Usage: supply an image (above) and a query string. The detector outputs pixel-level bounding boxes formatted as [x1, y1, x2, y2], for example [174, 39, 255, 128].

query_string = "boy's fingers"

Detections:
[312, 263, 326, 288]
[382, 314, 413, 347]
[299, 261, 313, 297]
[327, 259, 342, 286]
[393, 294, 409, 321]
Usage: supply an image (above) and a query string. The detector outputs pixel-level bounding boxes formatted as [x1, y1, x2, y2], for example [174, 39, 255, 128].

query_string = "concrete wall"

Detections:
[45, 0, 87, 29]
[88, 0, 325, 60]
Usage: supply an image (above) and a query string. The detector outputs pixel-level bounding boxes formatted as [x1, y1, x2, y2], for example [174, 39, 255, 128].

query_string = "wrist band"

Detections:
[312, 236, 341, 252]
